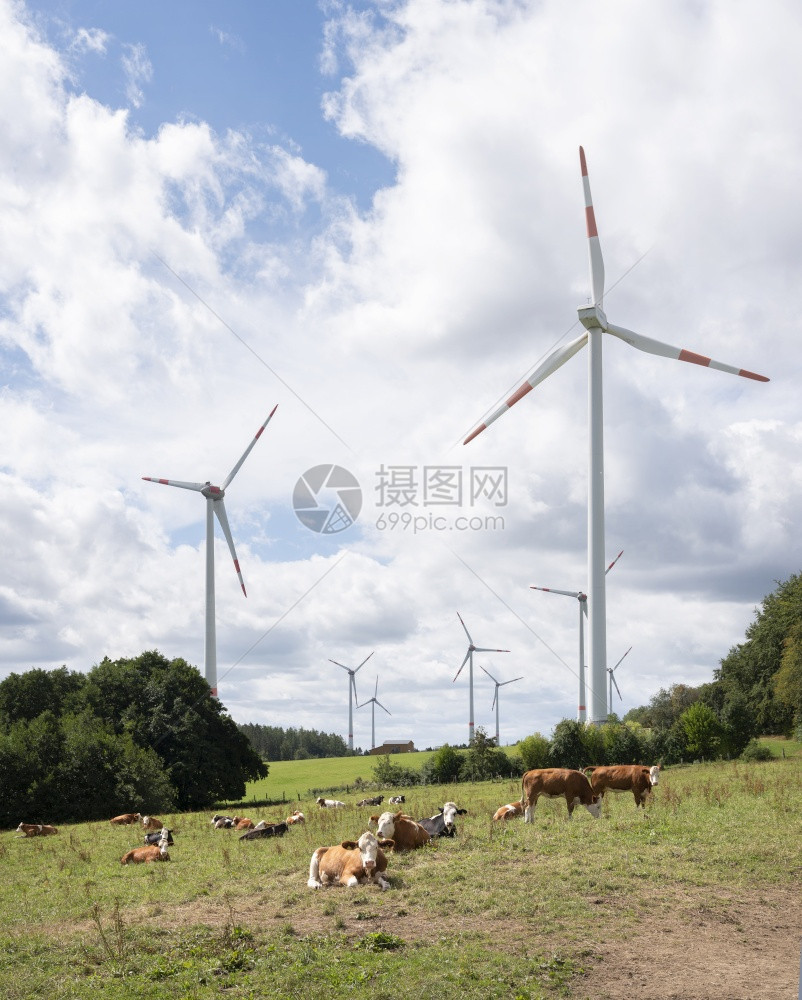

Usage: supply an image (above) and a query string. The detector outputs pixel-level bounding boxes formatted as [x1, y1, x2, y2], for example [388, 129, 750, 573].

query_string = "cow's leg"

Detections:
[524, 796, 537, 823]
[373, 873, 391, 891]
[566, 796, 578, 819]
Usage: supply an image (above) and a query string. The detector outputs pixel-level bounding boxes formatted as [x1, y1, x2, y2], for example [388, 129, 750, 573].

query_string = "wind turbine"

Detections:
[607, 646, 631, 718]
[464, 147, 768, 725]
[453, 613, 509, 744]
[143, 406, 278, 697]
[480, 665, 523, 746]
[329, 651, 373, 751]
[358, 676, 392, 751]
[530, 549, 623, 723]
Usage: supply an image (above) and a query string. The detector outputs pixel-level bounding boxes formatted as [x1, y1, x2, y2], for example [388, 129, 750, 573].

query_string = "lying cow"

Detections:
[121, 827, 170, 864]
[286, 810, 305, 825]
[144, 829, 174, 846]
[388, 795, 405, 805]
[16, 822, 58, 837]
[110, 812, 141, 825]
[373, 810, 430, 851]
[141, 815, 163, 830]
[316, 797, 346, 808]
[358, 795, 383, 806]
[239, 821, 288, 841]
[211, 814, 235, 829]
[521, 768, 601, 821]
[492, 800, 524, 821]
[233, 817, 255, 830]
[584, 764, 661, 808]
[307, 831, 394, 890]
[417, 802, 468, 838]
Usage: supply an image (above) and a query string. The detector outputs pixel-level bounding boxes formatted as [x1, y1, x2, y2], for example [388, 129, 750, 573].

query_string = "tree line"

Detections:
[0, 651, 266, 828]
[236, 722, 355, 761]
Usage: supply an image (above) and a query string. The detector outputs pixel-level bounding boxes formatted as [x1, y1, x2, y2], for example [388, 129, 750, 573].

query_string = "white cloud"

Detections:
[121, 41, 152, 109]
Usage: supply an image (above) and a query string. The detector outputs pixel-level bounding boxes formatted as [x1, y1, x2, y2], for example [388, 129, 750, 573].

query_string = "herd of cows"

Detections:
[12, 765, 661, 887]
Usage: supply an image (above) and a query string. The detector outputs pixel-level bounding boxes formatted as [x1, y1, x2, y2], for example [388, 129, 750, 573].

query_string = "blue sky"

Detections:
[2, 0, 801, 748]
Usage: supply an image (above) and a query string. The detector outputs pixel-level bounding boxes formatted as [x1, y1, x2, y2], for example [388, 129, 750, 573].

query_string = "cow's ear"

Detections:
[340, 840, 359, 850]
[457, 808, 468, 815]
[395, 810, 403, 818]
[369, 814, 379, 824]
[379, 839, 395, 850]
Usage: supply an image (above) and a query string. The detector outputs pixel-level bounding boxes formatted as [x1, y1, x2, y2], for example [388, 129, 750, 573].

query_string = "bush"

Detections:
[740, 739, 774, 762]
[518, 733, 551, 770]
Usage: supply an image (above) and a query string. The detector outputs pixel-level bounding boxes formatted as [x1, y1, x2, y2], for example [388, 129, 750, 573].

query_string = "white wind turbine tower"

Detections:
[358, 676, 392, 751]
[531, 549, 623, 723]
[607, 646, 631, 718]
[143, 406, 278, 697]
[454, 613, 509, 744]
[329, 652, 373, 751]
[480, 665, 523, 746]
[464, 146, 769, 725]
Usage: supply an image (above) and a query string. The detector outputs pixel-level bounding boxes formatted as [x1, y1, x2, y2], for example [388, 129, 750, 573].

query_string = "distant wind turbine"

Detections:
[607, 646, 631, 718]
[480, 665, 523, 746]
[358, 676, 392, 751]
[329, 652, 373, 751]
[530, 549, 623, 723]
[453, 613, 509, 744]
[143, 406, 278, 697]
[464, 147, 768, 724]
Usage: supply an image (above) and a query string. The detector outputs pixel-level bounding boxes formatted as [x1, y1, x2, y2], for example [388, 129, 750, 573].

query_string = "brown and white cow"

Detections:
[16, 822, 58, 837]
[357, 795, 383, 807]
[110, 812, 141, 825]
[141, 815, 163, 830]
[233, 817, 255, 830]
[121, 827, 171, 864]
[372, 810, 431, 850]
[307, 830, 394, 889]
[286, 810, 305, 825]
[584, 764, 661, 808]
[492, 800, 524, 821]
[521, 768, 601, 821]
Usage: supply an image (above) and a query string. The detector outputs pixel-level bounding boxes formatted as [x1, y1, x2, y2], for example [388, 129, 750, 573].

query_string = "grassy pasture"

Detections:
[2, 758, 801, 999]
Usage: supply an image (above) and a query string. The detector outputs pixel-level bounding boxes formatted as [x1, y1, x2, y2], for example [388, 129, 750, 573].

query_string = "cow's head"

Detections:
[649, 765, 661, 786]
[586, 795, 602, 819]
[440, 802, 468, 828]
[375, 811, 402, 839]
[342, 831, 383, 873]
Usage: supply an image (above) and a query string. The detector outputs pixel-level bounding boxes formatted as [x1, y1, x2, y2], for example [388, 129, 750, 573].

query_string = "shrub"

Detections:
[740, 739, 774, 762]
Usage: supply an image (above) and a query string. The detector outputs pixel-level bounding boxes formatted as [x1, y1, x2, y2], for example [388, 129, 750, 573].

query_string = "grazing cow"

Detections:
[492, 800, 524, 821]
[307, 831, 394, 890]
[373, 811, 431, 851]
[584, 764, 661, 808]
[521, 768, 601, 821]
[110, 812, 141, 825]
[388, 795, 405, 805]
[239, 821, 288, 841]
[141, 815, 163, 830]
[144, 829, 174, 846]
[316, 797, 346, 808]
[121, 827, 170, 864]
[357, 795, 383, 807]
[233, 817, 255, 830]
[211, 814, 235, 829]
[286, 810, 305, 825]
[417, 802, 468, 838]
[15, 822, 58, 837]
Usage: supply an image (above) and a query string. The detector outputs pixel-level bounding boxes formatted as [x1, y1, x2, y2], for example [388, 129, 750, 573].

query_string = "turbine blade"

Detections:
[606, 323, 769, 382]
[355, 651, 374, 673]
[480, 665, 498, 684]
[453, 649, 470, 682]
[491, 689, 497, 710]
[605, 549, 624, 574]
[456, 612, 474, 646]
[376, 700, 392, 716]
[530, 586, 583, 599]
[142, 477, 207, 492]
[612, 674, 623, 700]
[222, 404, 278, 490]
[500, 676, 524, 686]
[612, 646, 632, 672]
[212, 498, 246, 595]
[580, 146, 605, 307]
[374, 677, 379, 698]
[464, 331, 589, 444]
[329, 660, 351, 673]
[474, 646, 510, 654]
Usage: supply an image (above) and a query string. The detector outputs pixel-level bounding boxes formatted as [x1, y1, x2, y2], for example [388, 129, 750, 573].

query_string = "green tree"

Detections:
[773, 620, 802, 727]
[0, 666, 85, 724]
[460, 728, 511, 781]
[517, 733, 551, 770]
[421, 744, 463, 783]
[548, 719, 587, 769]
[681, 701, 724, 759]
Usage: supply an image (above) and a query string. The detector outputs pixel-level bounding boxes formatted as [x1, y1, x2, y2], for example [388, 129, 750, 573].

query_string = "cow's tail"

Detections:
[307, 847, 325, 888]
[583, 766, 597, 777]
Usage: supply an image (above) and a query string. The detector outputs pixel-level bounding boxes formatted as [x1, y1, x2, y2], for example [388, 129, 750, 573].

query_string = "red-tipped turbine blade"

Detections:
[222, 405, 278, 491]
[456, 612, 474, 646]
[612, 673, 623, 700]
[464, 331, 588, 444]
[480, 664, 499, 685]
[142, 477, 207, 492]
[212, 497, 246, 596]
[453, 649, 471, 682]
[500, 676, 524, 687]
[530, 586, 583, 599]
[474, 646, 510, 654]
[355, 652, 374, 673]
[329, 659, 351, 673]
[580, 146, 605, 308]
[606, 323, 769, 382]
[606, 549, 624, 574]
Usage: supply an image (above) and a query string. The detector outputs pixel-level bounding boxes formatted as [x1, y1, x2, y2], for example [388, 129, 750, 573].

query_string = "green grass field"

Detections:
[2, 754, 801, 999]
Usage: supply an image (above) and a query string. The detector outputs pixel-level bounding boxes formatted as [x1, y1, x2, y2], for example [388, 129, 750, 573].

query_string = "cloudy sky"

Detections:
[2, 0, 799, 751]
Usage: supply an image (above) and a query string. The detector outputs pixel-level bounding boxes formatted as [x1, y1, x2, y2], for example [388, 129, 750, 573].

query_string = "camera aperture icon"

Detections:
[293, 464, 362, 534]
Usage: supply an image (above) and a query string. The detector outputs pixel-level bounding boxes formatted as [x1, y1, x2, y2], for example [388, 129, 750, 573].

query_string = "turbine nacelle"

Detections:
[577, 304, 608, 331]
[201, 484, 224, 499]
